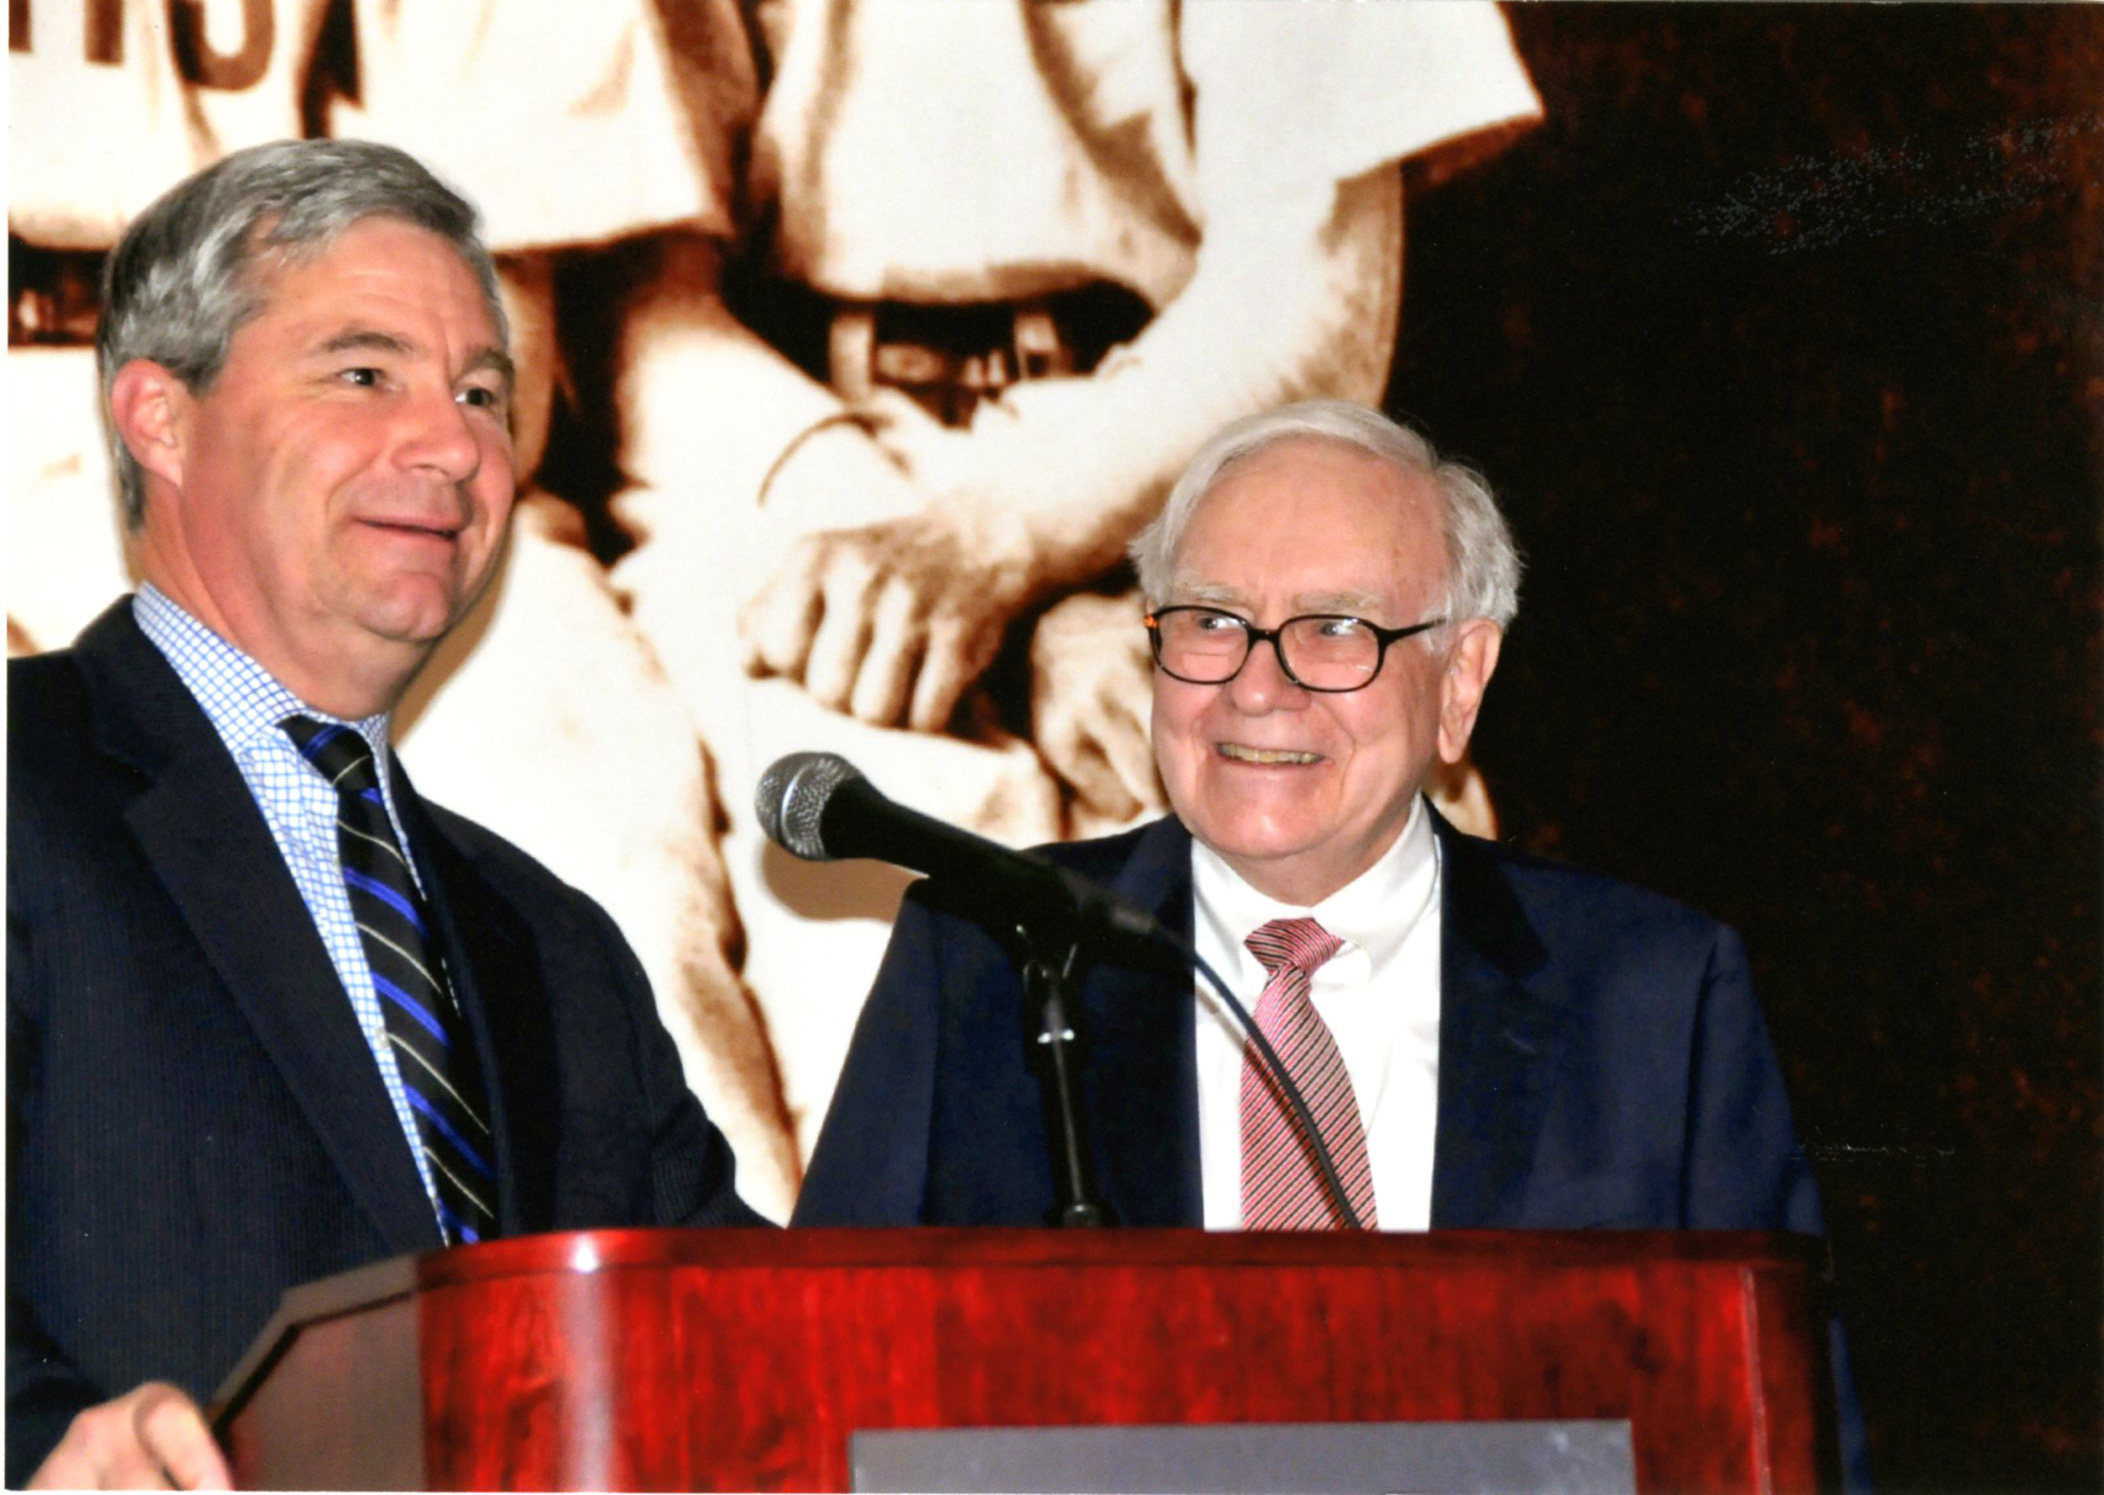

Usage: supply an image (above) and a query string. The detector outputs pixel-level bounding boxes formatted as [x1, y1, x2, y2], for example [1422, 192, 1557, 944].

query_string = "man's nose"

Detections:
[397, 389, 484, 481]
[1225, 631, 1308, 712]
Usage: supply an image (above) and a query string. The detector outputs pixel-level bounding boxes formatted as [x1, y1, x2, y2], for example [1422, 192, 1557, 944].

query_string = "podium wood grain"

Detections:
[214, 1228, 1832, 1492]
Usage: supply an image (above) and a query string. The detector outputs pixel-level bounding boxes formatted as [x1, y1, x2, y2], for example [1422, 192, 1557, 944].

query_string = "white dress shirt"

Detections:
[1192, 794, 1444, 1230]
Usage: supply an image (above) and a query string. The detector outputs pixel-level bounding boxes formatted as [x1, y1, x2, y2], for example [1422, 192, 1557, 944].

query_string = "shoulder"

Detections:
[10, 600, 183, 789]
[8, 648, 93, 750]
[1474, 831, 1720, 932]
[8, 653, 100, 924]
[1439, 820, 1742, 990]
[8, 647, 129, 846]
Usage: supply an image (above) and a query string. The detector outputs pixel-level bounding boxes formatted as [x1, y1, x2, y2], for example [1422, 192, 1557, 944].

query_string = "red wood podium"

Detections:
[212, 1228, 1833, 1492]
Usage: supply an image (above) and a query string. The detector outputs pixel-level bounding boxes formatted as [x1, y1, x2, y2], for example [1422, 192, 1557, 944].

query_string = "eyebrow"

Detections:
[1169, 581, 1389, 615]
[318, 328, 415, 359]
[464, 346, 517, 393]
[1294, 589, 1387, 615]
[1171, 581, 1248, 607]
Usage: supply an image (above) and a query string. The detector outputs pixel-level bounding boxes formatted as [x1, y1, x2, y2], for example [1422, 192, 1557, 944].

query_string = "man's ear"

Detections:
[1436, 619, 1503, 764]
[106, 359, 189, 494]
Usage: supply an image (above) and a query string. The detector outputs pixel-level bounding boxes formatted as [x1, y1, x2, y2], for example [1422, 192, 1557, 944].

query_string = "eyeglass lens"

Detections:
[1154, 608, 1381, 690]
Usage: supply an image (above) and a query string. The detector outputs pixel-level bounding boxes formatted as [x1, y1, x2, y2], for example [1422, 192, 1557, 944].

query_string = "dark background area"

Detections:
[1388, 7, 2100, 1490]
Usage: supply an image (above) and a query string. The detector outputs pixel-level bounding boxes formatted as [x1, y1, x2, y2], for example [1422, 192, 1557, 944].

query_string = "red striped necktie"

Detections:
[1239, 917, 1378, 1230]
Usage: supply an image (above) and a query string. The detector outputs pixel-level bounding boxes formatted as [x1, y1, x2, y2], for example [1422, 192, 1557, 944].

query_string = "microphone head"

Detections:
[755, 751, 864, 861]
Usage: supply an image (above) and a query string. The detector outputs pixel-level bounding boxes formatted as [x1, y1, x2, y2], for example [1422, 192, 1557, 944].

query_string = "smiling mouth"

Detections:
[363, 518, 461, 542]
[1218, 744, 1323, 765]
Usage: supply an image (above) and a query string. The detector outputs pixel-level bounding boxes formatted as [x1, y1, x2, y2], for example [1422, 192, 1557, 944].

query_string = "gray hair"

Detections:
[1130, 399, 1521, 632]
[97, 138, 506, 529]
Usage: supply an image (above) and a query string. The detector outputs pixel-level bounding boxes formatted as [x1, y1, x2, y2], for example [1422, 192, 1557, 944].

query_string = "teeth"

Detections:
[1220, 744, 1320, 765]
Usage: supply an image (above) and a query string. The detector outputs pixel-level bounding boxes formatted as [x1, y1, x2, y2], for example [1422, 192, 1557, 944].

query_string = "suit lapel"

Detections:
[397, 782, 558, 1236]
[1428, 811, 1564, 1228]
[1081, 817, 1203, 1227]
[77, 604, 440, 1255]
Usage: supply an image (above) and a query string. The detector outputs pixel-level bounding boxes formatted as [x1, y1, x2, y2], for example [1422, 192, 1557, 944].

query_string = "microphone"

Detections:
[755, 751, 1166, 947]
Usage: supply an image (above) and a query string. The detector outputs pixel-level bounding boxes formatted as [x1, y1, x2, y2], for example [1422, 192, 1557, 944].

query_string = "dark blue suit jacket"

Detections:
[795, 812, 1867, 1486]
[795, 811, 1868, 1487]
[6, 601, 761, 1483]
[795, 812, 1824, 1235]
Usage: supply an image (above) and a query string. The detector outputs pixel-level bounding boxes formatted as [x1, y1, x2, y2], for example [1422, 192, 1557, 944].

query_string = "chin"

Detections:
[355, 595, 460, 647]
[1199, 821, 1323, 868]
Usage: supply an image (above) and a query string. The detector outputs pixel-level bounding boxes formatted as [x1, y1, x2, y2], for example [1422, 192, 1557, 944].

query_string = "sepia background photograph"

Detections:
[10, 2, 2099, 1488]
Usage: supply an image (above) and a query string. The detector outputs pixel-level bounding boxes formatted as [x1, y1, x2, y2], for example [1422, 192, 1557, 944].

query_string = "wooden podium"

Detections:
[212, 1228, 1833, 1492]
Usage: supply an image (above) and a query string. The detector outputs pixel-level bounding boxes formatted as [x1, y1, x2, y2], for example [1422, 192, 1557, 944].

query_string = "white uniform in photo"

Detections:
[610, 0, 1542, 1158]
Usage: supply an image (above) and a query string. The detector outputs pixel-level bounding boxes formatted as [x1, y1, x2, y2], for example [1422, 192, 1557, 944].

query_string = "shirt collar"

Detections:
[1192, 791, 1440, 976]
[132, 582, 395, 765]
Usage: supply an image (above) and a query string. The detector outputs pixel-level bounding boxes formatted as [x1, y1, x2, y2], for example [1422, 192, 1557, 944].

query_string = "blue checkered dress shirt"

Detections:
[133, 584, 446, 1219]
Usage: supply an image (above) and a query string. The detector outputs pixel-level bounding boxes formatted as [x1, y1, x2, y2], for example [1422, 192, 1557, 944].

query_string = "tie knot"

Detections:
[1245, 917, 1343, 978]
[281, 715, 381, 794]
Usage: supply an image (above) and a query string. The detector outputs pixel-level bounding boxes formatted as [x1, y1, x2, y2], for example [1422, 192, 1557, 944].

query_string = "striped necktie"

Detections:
[282, 716, 498, 1245]
[1239, 916, 1378, 1230]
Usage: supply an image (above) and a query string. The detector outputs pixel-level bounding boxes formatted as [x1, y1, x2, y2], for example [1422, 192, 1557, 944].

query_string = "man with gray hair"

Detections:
[797, 397, 1826, 1249]
[7, 139, 758, 1489]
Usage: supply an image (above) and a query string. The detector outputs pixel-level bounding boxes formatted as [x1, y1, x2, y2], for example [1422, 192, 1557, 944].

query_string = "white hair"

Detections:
[1129, 399, 1521, 630]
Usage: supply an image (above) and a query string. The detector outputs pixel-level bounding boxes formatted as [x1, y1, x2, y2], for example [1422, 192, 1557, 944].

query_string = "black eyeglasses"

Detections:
[1144, 605, 1446, 693]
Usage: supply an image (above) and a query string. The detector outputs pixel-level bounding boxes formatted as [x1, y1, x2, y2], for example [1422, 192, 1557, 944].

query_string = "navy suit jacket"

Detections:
[795, 812, 1825, 1235]
[6, 601, 761, 1482]
[794, 811, 1868, 1488]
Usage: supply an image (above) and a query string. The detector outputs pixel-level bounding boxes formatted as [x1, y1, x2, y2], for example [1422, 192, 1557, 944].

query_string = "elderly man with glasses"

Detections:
[794, 398, 1864, 1479]
[797, 397, 1830, 1248]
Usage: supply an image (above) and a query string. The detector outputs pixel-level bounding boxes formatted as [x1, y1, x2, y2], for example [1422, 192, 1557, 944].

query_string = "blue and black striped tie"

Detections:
[282, 716, 498, 1245]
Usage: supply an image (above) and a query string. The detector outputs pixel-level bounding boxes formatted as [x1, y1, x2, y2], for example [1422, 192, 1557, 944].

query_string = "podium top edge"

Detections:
[409, 1225, 1823, 1287]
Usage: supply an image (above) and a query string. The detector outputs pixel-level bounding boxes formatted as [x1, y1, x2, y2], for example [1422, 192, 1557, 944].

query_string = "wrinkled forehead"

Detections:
[1168, 439, 1448, 610]
[244, 212, 509, 351]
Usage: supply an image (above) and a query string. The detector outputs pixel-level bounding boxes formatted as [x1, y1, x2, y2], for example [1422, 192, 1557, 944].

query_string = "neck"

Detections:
[136, 568, 421, 721]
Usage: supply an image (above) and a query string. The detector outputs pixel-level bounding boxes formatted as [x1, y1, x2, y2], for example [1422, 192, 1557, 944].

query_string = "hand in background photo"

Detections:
[737, 409, 1041, 731]
[1030, 589, 1165, 832]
